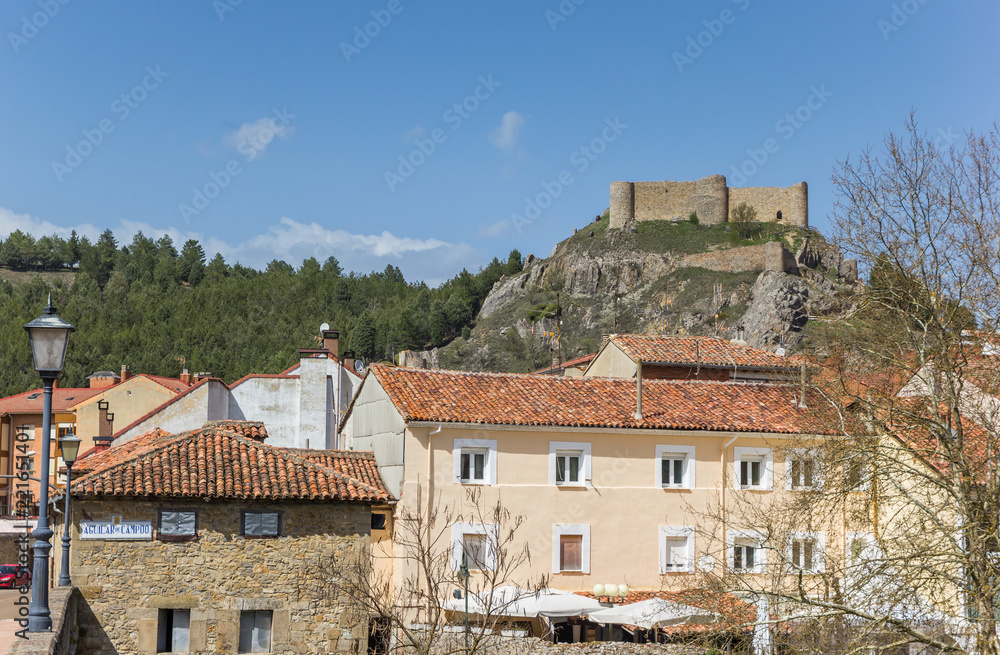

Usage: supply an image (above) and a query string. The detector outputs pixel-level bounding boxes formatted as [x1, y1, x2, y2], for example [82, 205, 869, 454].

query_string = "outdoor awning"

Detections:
[585, 598, 718, 629]
[443, 586, 604, 619]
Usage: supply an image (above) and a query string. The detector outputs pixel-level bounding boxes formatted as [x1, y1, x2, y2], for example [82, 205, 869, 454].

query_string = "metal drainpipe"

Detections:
[633, 361, 643, 421]
[721, 433, 739, 568]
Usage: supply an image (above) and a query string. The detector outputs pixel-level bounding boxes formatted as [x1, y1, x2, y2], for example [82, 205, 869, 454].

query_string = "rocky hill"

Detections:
[406, 213, 860, 374]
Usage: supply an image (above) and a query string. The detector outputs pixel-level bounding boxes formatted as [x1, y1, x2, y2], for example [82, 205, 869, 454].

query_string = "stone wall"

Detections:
[729, 182, 808, 228]
[69, 498, 371, 654]
[678, 242, 798, 275]
[609, 176, 808, 229]
[408, 634, 707, 655]
[8, 588, 78, 655]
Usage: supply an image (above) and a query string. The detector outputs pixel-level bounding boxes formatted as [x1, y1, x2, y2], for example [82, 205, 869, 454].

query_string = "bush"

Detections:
[461, 326, 471, 340]
[688, 212, 699, 225]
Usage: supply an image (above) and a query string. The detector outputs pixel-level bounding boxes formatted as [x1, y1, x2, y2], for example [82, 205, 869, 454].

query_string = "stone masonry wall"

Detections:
[678, 242, 798, 275]
[70, 498, 371, 655]
[609, 176, 808, 229]
[729, 182, 808, 228]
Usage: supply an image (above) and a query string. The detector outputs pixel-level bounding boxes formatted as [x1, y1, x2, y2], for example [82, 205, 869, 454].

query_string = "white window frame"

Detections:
[655, 445, 695, 489]
[451, 522, 499, 571]
[785, 448, 823, 490]
[733, 447, 773, 490]
[728, 529, 767, 574]
[549, 442, 591, 487]
[659, 525, 695, 574]
[453, 439, 497, 485]
[787, 531, 826, 573]
[552, 524, 590, 574]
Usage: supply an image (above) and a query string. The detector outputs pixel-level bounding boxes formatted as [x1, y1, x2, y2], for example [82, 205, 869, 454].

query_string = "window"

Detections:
[157, 609, 190, 653]
[552, 524, 590, 574]
[549, 442, 591, 487]
[239, 610, 272, 653]
[659, 526, 694, 573]
[788, 532, 825, 573]
[242, 511, 280, 538]
[451, 523, 499, 571]
[453, 439, 496, 485]
[729, 530, 766, 573]
[846, 458, 869, 490]
[559, 535, 582, 571]
[655, 445, 695, 489]
[786, 449, 822, 490]
[371, 512, 387, 530]
[556, 451, 581, 484]
[733, 447, 773, 490]
[159, 510, 197, 539]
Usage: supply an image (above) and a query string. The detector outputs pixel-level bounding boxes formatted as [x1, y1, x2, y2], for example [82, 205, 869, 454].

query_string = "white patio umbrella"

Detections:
[585, 598, 718, 629]
[443, 587, 603, 619]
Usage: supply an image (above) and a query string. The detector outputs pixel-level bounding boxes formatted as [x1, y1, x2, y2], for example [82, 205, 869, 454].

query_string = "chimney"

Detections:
[95, 400, 114, 452]
[193, 372, 212, 383]
[52, 379, 59, 390]
[634, 360, 643, 421]
[88, 372, 121, 389]
[120, 364, 132, 383]
[322, 329, 340, 357]
[180, 368, 191, 386]
[343, 350, 356, 373]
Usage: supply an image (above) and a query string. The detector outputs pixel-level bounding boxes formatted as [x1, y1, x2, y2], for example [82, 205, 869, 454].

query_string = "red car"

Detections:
[0, 565, 30, 588]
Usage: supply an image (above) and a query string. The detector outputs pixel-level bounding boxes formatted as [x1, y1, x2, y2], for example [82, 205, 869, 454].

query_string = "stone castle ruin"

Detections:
[610, 174, 808, 229]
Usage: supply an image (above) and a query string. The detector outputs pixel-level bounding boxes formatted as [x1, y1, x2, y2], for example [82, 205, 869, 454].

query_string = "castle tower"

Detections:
[789, 181, 809, 228]
[609, 182, 634, 229]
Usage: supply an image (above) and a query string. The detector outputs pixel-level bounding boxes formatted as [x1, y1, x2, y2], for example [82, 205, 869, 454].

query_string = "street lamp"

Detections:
[23, 297, 74, 632]
[57, 433, 81, 587]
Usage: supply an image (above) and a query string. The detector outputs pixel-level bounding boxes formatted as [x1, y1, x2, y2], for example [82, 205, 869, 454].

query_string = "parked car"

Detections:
[0, 565, 30, 588]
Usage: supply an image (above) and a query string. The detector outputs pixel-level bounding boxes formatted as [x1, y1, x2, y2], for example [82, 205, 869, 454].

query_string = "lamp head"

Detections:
[24, 297, 74, 376]
[59, 433, 82, 464]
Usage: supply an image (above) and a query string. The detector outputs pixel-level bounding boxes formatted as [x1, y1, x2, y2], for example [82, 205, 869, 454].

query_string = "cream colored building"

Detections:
[342, 364, 835, 594]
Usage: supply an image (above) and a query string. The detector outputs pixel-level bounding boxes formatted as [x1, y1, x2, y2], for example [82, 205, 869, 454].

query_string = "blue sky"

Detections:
[1, 1, 997, 284]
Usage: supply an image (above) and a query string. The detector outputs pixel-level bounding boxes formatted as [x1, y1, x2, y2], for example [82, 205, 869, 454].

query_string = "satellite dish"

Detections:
[319, 322, 330, 333]
[354, 359, 365, 373]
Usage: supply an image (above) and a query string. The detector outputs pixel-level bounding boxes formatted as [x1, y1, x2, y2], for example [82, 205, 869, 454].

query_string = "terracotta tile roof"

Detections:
[203, 420, 267, 441]
[0, 387, 104, 416]
[607, 334, 798, 370]
[282, 448, 390, 496]
[363, 365, 830, 434]
[575, 588, 758, 636]
[69, 422, 391, 502]
[531, 353, 595, 375]
[139, 374, 191, 393]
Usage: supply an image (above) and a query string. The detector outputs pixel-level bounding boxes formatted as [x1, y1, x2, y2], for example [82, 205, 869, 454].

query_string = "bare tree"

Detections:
[730, 201, 759, 239]
[328, 488, 545, 655]
[684, 115, 1000, 654]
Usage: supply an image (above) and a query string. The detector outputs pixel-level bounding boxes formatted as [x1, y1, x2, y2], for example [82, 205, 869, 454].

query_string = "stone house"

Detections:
[61, 419, 391, 654]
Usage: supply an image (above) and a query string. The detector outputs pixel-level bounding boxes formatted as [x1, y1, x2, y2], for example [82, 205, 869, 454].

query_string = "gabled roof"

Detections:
[112, 377, 216, 438]
[0, 387, 104, 416]
[602, 334, 797, 370]
[362, 365, 829, 434]
[531, 353, 595, 375]
[70, 422, 391, 502]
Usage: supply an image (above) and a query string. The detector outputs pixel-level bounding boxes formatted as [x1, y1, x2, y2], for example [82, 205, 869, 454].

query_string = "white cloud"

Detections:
[223, 117, 292, 158]
[403, 125, 426, 142]
[478, 219, 511, 238]
[489, 111, 526, 152]
[0, 208, 480, 286]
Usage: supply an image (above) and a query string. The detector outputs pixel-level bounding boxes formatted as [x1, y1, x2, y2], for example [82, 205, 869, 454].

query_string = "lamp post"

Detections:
[23, 297, 74, 632]
[57, 433, 81, 587]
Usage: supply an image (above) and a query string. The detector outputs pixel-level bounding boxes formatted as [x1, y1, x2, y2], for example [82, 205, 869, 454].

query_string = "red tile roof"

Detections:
[0, 387, 104, 416]
[531, 353, 595, 375]
[363, 365, 830, 434]
[607, 335, 797, 370]
[138, 374, 191, 393]
[70, 422, 391, 502]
